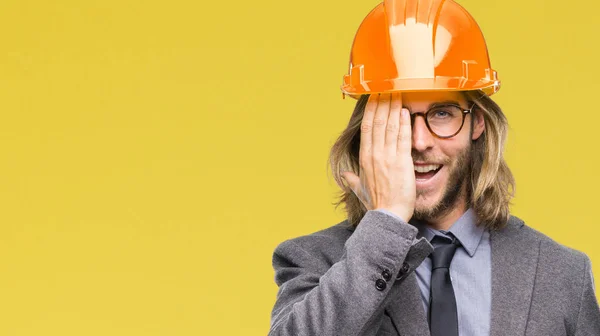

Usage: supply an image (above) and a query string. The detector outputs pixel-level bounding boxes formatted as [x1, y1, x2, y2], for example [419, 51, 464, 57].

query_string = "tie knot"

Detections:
[430, 235, 461, 270]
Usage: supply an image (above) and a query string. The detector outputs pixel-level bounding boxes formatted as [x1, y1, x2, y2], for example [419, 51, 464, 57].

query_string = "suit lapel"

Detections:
[386, 272, 431, 336]
[489, 216, 540, 336]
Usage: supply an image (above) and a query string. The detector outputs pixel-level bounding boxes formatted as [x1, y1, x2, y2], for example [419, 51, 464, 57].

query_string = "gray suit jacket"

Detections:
[268, 210, 600, 336]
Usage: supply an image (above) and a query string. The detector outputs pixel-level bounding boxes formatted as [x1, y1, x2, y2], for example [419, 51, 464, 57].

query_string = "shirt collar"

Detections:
[409, 208, 484, 257]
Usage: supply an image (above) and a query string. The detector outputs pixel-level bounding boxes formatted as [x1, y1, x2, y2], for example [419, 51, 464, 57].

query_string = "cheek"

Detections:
[437, 138, 470, 165]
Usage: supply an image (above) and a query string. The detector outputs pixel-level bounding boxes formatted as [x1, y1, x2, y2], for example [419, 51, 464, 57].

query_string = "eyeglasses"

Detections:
[408, 102, 475, 139]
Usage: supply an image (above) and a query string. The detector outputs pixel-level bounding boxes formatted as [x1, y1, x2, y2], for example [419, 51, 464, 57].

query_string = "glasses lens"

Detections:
[426, 105, 464, 137]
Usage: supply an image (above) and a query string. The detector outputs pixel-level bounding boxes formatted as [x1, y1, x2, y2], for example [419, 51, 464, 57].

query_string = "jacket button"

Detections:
[375, 279, 387, 291]
[396, 262, 410, 279]
[381, 269, 392, 281]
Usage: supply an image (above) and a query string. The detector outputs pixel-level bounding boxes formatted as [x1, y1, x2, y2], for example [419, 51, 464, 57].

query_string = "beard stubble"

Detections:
[412, 142, 472, 222]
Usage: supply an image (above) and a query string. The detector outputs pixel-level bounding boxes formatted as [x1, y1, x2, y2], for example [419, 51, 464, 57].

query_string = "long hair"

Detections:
[328, 91, 515, 231]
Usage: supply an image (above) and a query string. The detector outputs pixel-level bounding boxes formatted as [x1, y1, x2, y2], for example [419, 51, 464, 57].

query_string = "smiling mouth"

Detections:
[414, 164, 442, 181]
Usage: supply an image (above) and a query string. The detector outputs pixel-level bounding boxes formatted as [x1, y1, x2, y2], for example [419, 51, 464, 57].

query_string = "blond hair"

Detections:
[328, 91, 515, 230]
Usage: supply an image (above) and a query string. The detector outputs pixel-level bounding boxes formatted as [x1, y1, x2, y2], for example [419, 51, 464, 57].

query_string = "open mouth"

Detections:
[414, 164, 443, 181]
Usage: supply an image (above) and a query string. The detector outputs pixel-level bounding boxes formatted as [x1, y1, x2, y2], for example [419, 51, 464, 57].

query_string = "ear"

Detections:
[471, 109, 485, 140]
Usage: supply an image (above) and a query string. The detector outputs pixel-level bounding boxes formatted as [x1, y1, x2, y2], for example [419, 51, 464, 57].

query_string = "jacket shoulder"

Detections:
[508, 215, 590, 275]
[511, 215, 596, 330]
[272, 219, 354, 270]
[512, 215, 588, 261]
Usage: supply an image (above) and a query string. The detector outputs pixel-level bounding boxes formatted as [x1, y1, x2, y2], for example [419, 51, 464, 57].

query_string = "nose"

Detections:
[411, 114, 435, 151]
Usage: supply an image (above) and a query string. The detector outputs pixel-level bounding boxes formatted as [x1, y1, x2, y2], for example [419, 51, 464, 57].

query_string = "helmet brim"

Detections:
[341, 76, 500, 99]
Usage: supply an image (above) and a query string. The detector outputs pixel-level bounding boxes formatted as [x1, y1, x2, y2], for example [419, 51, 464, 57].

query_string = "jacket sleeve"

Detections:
[574, 254, 600, 335]
[268, 210, 430, 336]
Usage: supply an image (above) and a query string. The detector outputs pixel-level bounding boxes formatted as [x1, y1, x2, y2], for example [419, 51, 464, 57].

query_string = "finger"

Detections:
[397, 106, 412, 157]
[385, 92, 401, 158]
[359, 94, 379, 194]
[360, 94, 378, 163]
[372, 93, 391, 154]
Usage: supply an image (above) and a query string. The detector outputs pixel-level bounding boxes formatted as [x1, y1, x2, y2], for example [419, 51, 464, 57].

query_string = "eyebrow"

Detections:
[402, 100, 462, 111]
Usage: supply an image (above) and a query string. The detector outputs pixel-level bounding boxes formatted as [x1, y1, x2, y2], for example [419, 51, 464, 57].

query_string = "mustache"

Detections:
[411, 151, 448, 164]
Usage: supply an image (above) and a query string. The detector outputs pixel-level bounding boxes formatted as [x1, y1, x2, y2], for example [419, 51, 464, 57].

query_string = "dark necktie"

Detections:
[429, 234, 461, 336]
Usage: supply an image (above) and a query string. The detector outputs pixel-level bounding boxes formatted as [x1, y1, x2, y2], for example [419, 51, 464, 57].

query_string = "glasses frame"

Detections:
[408, 102, 476, 139]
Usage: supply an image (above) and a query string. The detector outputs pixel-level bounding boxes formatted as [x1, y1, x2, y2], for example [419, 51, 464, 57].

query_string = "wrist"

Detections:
[375, 207, 412, 223]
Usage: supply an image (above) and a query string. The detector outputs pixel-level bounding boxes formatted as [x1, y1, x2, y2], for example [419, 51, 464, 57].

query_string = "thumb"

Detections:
[341, 171, 360, 193]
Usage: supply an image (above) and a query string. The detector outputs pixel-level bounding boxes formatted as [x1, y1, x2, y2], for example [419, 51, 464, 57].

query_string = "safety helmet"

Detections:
[341, 0, 500, 98]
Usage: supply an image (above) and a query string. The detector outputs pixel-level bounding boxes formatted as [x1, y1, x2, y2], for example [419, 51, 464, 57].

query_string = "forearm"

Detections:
[269, 210, 425, 336]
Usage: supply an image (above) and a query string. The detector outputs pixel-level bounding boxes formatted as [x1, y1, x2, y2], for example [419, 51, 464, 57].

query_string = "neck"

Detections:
[426, 202, 468, 231]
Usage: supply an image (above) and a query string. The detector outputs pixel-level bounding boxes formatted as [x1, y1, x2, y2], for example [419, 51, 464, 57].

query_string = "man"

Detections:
[268, 0, 600, 335]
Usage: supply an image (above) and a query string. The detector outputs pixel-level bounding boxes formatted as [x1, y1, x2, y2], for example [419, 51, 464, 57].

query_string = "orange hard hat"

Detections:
[341, 0, 500, 98]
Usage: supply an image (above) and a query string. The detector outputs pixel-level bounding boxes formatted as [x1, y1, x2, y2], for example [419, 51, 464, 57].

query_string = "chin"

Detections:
[414, 180, 448, 220]
[416, 176, 447, 206]
[415, 193, 442, 215]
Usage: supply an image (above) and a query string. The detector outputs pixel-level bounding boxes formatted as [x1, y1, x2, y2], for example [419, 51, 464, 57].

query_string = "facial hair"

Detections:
[412, 142, 472, 222]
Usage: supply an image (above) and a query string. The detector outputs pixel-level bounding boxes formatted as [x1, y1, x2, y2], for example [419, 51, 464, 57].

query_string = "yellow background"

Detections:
[0, 0, 597, 335]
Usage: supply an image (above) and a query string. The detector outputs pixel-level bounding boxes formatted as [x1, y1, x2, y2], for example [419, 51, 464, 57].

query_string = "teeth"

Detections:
[414, 165, 441, 173]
